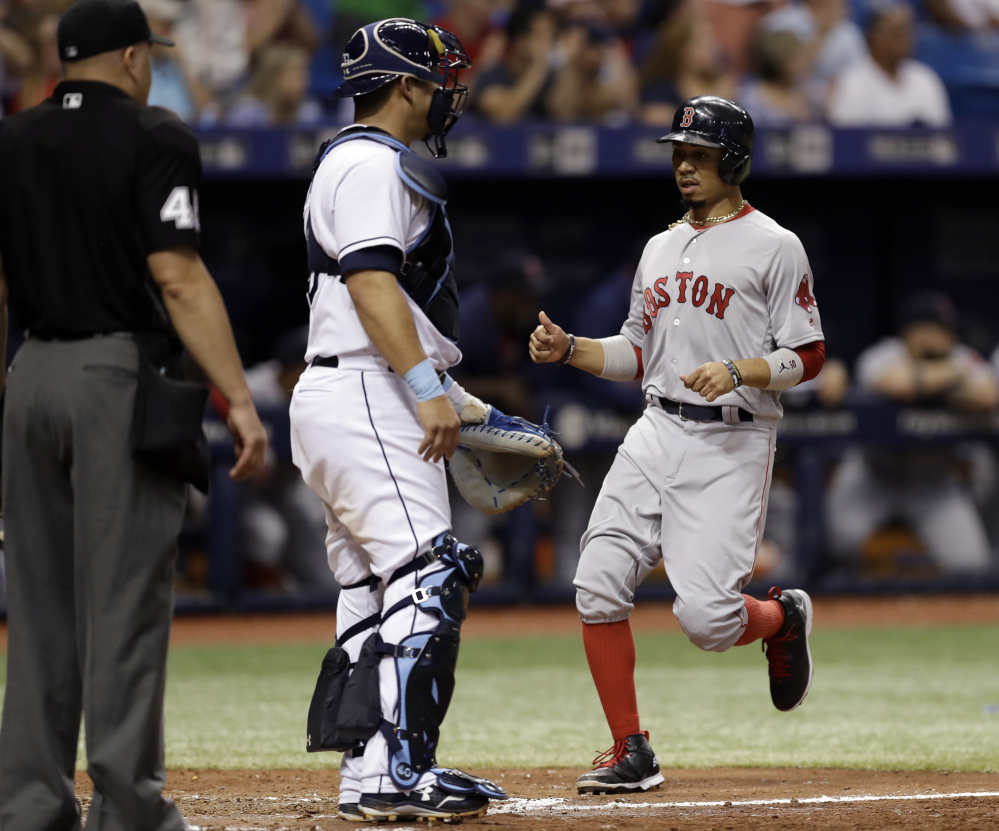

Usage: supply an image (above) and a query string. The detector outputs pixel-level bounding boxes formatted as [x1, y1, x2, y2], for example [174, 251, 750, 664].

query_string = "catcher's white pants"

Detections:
[574, 405, 777, 652]
[290, 364, 451, 797]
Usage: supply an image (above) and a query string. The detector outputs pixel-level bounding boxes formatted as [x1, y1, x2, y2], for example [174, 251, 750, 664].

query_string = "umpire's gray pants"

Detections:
[0, 336, 187, 831]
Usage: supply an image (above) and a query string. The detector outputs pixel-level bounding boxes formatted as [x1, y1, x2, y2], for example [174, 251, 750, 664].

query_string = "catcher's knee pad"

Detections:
[377, 532, 483, 789]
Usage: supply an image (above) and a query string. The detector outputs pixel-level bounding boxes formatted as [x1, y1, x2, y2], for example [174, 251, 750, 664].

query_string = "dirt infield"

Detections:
[9, 595, 999, 829]
[72, 767, 999, 830]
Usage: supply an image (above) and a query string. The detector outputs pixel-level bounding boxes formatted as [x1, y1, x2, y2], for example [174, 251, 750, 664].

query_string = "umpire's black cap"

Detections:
[58, 0, 174, 63]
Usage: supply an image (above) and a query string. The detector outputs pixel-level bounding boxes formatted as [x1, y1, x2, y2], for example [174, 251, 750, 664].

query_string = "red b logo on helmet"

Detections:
[680, 107, 694, 128]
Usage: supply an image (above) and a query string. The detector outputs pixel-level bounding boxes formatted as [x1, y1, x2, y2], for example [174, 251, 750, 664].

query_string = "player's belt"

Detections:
[655, 397, 754, 424]
[310, 355, 339, 369]
[308, 355, 446, 382]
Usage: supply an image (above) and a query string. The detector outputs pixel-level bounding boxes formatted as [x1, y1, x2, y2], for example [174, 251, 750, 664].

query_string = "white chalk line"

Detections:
[489, 791, 999, 814]
[183, 790, 999, 815]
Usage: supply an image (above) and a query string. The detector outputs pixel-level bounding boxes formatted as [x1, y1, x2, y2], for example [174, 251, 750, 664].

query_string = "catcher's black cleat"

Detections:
[336, 802, 372, 822]
[576, 731, 665, 795]
[358, 785, 489, 822]
[763, 587, 814, 712]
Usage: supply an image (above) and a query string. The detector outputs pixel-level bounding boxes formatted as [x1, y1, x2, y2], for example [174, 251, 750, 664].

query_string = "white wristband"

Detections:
[764, 347, 804, 390]
[597, 335, 640, 381]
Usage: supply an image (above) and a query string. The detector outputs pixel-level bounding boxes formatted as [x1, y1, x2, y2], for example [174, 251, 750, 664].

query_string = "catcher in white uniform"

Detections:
[530, 96, 827, 794]
[289, 19, 507, 822]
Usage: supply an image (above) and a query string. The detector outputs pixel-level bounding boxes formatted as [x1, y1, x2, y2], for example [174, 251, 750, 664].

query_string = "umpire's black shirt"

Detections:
[0, 80, 201, 339]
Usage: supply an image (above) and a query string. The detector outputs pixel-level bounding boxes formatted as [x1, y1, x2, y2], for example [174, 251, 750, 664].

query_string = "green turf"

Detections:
[1, 625, 997, 771]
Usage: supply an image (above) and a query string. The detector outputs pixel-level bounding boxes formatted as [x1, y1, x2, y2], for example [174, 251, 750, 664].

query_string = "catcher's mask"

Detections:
[656, 95, 755, 186]
[331, 18, 471, 159]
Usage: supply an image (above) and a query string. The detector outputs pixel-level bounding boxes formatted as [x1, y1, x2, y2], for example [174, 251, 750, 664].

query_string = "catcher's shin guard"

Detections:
[378, 532, 482, 790]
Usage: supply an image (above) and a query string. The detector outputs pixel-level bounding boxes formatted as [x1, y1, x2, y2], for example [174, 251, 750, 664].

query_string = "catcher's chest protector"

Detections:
[306, 129, 460, 342]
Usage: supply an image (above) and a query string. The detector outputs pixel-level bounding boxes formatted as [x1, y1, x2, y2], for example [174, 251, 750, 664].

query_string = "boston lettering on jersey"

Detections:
[642, 271, 737, 332]
[305, 128, 461, 342]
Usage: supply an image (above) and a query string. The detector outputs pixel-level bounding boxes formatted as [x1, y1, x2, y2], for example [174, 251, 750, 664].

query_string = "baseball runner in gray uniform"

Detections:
[530, 96, 826, 793]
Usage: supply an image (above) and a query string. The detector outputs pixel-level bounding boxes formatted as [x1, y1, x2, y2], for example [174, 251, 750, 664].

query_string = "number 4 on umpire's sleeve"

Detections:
[160, 186, 200, 232]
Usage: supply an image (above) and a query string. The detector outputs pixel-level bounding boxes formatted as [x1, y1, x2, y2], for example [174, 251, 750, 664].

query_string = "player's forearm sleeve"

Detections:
[597, 334, 642, 381]
[764, 341, 825, 389]
[795, 341, 825, 381]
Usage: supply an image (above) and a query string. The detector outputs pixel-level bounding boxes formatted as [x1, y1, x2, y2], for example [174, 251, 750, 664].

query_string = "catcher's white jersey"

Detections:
[621, 205, 824, 420]
[303, 127, 462, 370]
[290, 127, 461, 800]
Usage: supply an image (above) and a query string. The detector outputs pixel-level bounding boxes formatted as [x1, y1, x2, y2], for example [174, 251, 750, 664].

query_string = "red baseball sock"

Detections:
[581, 619, 641, 741]
[734, 594, 785, 646]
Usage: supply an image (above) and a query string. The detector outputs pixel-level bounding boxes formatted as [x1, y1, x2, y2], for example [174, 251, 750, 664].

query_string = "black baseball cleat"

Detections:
[337, 802, 372, 822]
[576, 731, 665, 795]
[358, 785, 489, 822]
[763, 587, 814, 712]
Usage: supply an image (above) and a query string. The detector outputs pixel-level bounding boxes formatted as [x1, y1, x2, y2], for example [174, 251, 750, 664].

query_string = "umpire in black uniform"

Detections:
[0, 1, 268, 829]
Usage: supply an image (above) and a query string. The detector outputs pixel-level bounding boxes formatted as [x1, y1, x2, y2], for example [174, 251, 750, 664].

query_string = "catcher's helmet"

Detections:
[332, 18, 470, 158]
[656, 95, 755, 186]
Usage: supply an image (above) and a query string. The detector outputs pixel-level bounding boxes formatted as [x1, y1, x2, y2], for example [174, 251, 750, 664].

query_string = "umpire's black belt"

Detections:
[26, 330, 135, 342]
[653, 396, 754, 424]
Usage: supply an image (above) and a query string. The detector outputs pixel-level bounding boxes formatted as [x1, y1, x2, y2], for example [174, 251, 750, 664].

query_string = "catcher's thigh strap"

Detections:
[378, 532, 483, 790]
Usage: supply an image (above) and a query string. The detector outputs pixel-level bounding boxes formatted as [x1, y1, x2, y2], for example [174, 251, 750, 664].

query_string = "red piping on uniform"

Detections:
[793, 340, 825, 382]
[634, 345, 644, 379]
[750, 428, 777, 575]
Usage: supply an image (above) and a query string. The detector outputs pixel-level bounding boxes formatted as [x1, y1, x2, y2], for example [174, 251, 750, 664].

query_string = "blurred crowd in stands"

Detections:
[2, 0, 998, 127]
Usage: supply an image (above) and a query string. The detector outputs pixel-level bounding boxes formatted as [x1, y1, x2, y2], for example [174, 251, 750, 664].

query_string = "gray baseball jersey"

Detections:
[621, 205, 824, 419]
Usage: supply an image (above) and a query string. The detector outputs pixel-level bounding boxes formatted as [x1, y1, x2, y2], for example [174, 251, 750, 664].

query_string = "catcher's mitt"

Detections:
[448, 409, 579, 515]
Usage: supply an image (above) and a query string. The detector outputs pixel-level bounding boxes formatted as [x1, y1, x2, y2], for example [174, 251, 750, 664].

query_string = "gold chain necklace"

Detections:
[669, 200, 746, 231]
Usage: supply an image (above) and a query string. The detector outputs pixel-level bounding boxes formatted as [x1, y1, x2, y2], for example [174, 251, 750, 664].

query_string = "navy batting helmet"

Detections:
[656, 96, 755, 186]
[332, 18, 471, 158]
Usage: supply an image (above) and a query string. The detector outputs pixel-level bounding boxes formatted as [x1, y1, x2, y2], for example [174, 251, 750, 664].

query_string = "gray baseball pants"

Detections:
[0, 336, 187, 831]
[574, 405, 777, 652]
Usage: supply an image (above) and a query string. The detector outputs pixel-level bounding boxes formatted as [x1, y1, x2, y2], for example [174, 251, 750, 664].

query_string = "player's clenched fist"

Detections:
[680, 362, 735, 402]
[530, 310, 570, 364]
